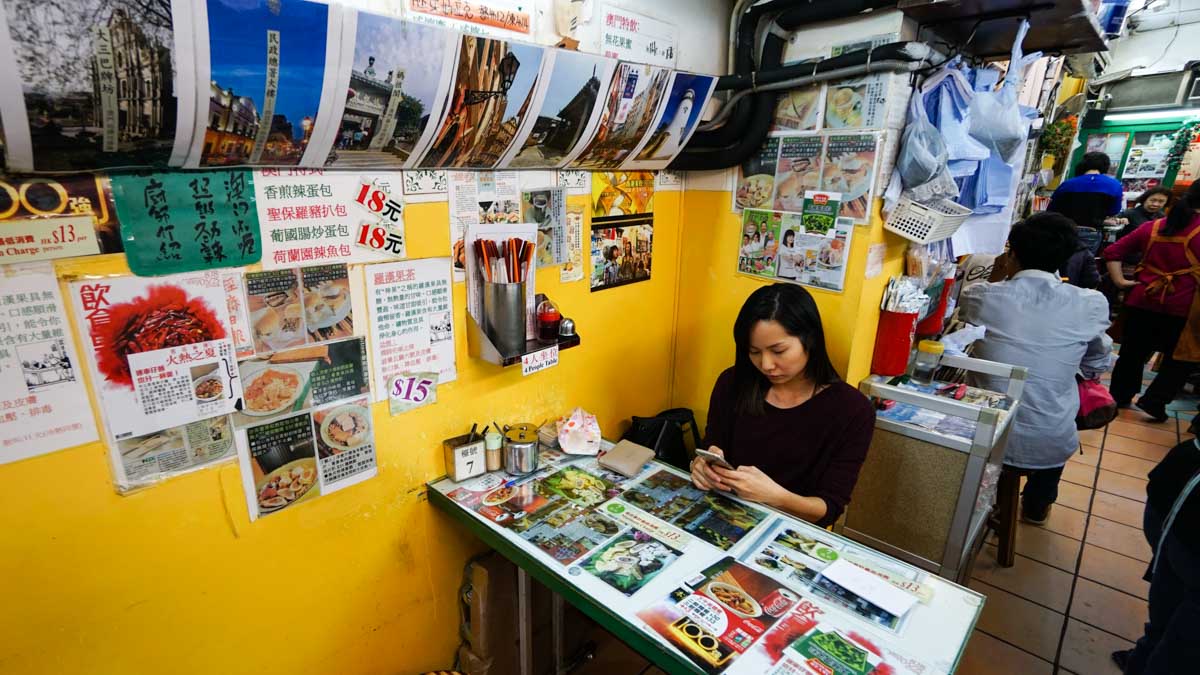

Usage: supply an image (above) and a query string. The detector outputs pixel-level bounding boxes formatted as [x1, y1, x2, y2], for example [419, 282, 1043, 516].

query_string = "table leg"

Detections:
[518, 566, 532, 675]
[553, 592, 565, 675]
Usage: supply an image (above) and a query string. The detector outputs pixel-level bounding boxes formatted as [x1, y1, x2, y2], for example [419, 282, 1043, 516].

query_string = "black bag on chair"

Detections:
[622, 408, 702, 472]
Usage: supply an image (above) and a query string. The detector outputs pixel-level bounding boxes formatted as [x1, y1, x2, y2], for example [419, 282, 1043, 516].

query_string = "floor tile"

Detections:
[1070, 446, 1100, 467]
[957, 631, 1053, 675]
[1061, 462, 1097, 488]
[973, 545, 1075, 612]
[1079, 429, 1106, 447]
[1102, 435, 1171, 462]
[1096, 470, 1148, 503]
[1056, 481, 1093, 512]
[1069, 578, 1148, 642]
[987, 522, 1083, 572]
[1042, 504, 1088, 540]
[1058, 619, 1133, 675]
[968, 579, 1066, 661]
[1079, 544, 1150, 600]
[1086, 516, 1152, 563]
[1107, 420, 1179, 447]
[1116, 407, 1168, 427]
[1091, 490, 1145, 528]
[1099, 452, 1157, 479]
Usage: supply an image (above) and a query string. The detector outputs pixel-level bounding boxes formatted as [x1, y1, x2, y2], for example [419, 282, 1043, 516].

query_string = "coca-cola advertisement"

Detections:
[637, 557, 799, 673]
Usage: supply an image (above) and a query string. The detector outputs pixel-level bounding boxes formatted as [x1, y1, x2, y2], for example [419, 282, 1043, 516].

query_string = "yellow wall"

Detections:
[669, 191, 905, 434]
[0, 193, 685, 675]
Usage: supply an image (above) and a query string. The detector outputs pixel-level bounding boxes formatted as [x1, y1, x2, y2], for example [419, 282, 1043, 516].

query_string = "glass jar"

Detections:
[911, 339, 944, 384]
[536, 300, 562, 343]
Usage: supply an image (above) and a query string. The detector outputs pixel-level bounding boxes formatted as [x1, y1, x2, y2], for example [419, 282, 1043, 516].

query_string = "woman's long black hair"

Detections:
[1163, 182, 1200, 235]
[732, 284, 840, 416]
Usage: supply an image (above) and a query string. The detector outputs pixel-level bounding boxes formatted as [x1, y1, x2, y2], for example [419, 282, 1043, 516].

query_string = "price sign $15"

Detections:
[388, 372, 438, 415]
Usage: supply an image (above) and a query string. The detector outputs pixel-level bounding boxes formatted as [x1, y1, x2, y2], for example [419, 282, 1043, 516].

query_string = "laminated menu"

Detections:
[244, 263, 356, 355]
[638, 557, 801, 673]
[234, 337, 369, 429]
[822, 134, 878, 224]
[618, 469, 768, 550]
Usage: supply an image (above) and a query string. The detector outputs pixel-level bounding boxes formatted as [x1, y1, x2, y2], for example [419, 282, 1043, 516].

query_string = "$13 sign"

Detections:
[388, 372, 437, 415]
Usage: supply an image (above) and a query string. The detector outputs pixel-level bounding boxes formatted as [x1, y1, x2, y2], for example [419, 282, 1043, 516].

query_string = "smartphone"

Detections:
[695, 448, 734, 470]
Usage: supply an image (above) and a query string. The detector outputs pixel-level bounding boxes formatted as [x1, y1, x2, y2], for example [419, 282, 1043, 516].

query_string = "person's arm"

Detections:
[1103, 221, 1152, 290]
[1107, 260, 1137, 289]
[692, 372, 735, 491]
[1081, 296, 1114, 379]
[958, 282, 988, 326]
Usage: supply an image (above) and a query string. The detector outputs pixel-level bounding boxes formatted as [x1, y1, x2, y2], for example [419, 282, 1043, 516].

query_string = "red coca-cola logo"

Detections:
[762, 588, 799, 617]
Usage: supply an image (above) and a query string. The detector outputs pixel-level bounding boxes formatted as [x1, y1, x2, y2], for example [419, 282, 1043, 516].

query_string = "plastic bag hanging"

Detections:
[967, 20, 1043, 162]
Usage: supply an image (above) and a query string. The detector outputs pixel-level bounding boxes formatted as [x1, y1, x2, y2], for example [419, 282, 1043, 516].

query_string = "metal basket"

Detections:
[884, 196, 973, 244]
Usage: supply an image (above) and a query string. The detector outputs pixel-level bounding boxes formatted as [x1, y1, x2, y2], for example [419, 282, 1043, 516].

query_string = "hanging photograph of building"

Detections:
[569, 62, 670, 170]
[0, 0, 181, 172]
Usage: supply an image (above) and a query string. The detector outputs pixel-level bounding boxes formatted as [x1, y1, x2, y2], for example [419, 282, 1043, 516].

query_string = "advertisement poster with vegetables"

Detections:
[70, 270, 242, 488]
[637, 557, 798, 673]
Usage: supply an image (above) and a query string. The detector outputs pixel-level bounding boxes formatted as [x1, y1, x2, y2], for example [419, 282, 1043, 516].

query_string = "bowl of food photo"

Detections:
[703, 581, 763, 619]
[318, 404, 371, 453]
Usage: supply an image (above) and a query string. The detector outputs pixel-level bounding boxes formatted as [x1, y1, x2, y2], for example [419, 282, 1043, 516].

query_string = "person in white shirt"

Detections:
[777, 230, 798, 280]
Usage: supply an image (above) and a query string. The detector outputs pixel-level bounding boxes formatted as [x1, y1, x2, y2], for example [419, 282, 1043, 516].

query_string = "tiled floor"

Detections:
[959, 373, 1197, 675]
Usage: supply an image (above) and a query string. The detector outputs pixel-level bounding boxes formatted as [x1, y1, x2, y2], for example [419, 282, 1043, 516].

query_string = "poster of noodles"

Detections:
[188, 0, 342, 168]
[0, 0, 194, 172]
[415, 34, 547, 169]
[500, 49, 616, 169]
[322, 11, 457, 170]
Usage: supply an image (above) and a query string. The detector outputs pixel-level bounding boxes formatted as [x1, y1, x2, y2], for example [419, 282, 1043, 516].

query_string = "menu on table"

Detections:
[430, 453, 982, 674]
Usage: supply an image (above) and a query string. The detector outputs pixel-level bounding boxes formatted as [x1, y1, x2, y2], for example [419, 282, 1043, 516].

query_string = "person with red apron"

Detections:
[1104, 181, 1200, 422]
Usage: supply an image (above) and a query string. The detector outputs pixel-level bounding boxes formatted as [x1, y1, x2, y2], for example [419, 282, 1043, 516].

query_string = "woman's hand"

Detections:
[710, 465, 788, 507]
[690, 447, 730, 491]
[1114, 277, 1140, 290]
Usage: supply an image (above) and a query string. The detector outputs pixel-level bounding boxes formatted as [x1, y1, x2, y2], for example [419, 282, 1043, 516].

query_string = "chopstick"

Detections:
[475, 237, 533, 284]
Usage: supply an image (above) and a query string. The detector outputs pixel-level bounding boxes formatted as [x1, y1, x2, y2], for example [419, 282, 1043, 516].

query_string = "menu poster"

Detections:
[1121, 133, 1173, 179]
[1085, 133, 1129, 177]
[825, 77, 885, 130]
[70, 271, 240, 443]
[738, 210, 782, 279]
[773, 136, 824, 213]
[111, 171, 261, 275]
[116, 415, 235, 485]
[619, 469, 768, 550]
[406, 0, 532, 38]
[735, 592, 930, 675]
[0, 263, 97, 464]
[770, 87, 824, 135]
[234, 336, 369, 428]
[735, 137, 780, 211]
[522, 187, 568, 267]
[822, 134, 878, 224]
[637, 557, 797, 673]
[598, 4, 678, 67]
[244, 263, 356, 355]
[561, 197, 587, 283]
[0, 174, 124, 263]
[255, 170, 402, 269]
[366, 257, 457, 403]
[579, 528, 684, 596]
[236, 395, 377, 521]
[449, 170, 522, 281]
[1175, 138, 1200, 187]
[455, 478, 552, 525]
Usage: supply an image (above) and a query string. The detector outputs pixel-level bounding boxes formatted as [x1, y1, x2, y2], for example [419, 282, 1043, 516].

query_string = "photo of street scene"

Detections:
[569, 63, 669, 170]
[327, 13, 453, 169]
[418, 35, 546, 169]
[504, 50, 612, 169]
[0, 0, 181, 171]
[200, 0, 330, 166]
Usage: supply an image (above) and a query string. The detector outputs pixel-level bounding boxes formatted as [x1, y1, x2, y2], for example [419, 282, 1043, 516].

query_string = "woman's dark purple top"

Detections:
[701, 368, 876, 526]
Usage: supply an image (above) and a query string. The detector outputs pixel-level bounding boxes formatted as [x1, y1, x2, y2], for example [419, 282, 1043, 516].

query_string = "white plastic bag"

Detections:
[967, 21, 1042, 162]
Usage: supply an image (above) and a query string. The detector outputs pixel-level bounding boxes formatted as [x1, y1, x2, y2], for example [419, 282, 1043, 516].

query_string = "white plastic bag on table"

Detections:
[967, 20, 1042, 162]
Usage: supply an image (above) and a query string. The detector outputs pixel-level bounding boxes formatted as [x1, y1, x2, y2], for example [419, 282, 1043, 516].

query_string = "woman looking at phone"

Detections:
[690, 284, 875, 526]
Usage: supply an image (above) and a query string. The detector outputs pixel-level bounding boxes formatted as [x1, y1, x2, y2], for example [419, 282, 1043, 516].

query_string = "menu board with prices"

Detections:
[0, 174, 124, 263]
[599, 4, 677, 67]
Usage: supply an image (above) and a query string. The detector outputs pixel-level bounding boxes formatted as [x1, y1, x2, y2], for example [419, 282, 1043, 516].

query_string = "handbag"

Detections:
[622, 408, 701, 472]
[1076, 376, 1118, 430]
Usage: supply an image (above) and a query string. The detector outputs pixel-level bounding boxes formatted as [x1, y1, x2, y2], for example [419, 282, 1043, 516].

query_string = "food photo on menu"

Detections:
[507, 499, 622, 565]
[771, 87, 823, 134]
[773, 136, 825, 212]
[637, 557, 800, 673]
[536, 465, 622, 508]
[735, 138, 780, 210]
[577, 528, 683, 596]
[619, 469, 768, 550]
[234, 338, 369, 428]
[821, 134, 877, 223]
[299, 264, 354, 343]
[245, 412, 322, 515]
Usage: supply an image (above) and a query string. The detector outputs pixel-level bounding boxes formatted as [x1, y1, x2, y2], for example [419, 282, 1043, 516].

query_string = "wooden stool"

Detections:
[993, 464, 1033, 568]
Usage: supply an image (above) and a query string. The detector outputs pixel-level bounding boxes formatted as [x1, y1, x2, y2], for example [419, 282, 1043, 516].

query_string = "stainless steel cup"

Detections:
[503, 424, 539, 476]
[483, 282, 526, 356]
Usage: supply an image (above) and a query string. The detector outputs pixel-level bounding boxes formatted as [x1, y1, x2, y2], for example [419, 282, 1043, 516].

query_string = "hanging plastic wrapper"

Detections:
[558, 406, 601, 455]
[967, 20, 1042, 163]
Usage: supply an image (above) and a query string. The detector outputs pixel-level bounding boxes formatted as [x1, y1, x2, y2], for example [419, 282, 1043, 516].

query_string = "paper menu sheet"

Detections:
[0, 263, 97, 464]
[818, 559, 918, 619]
